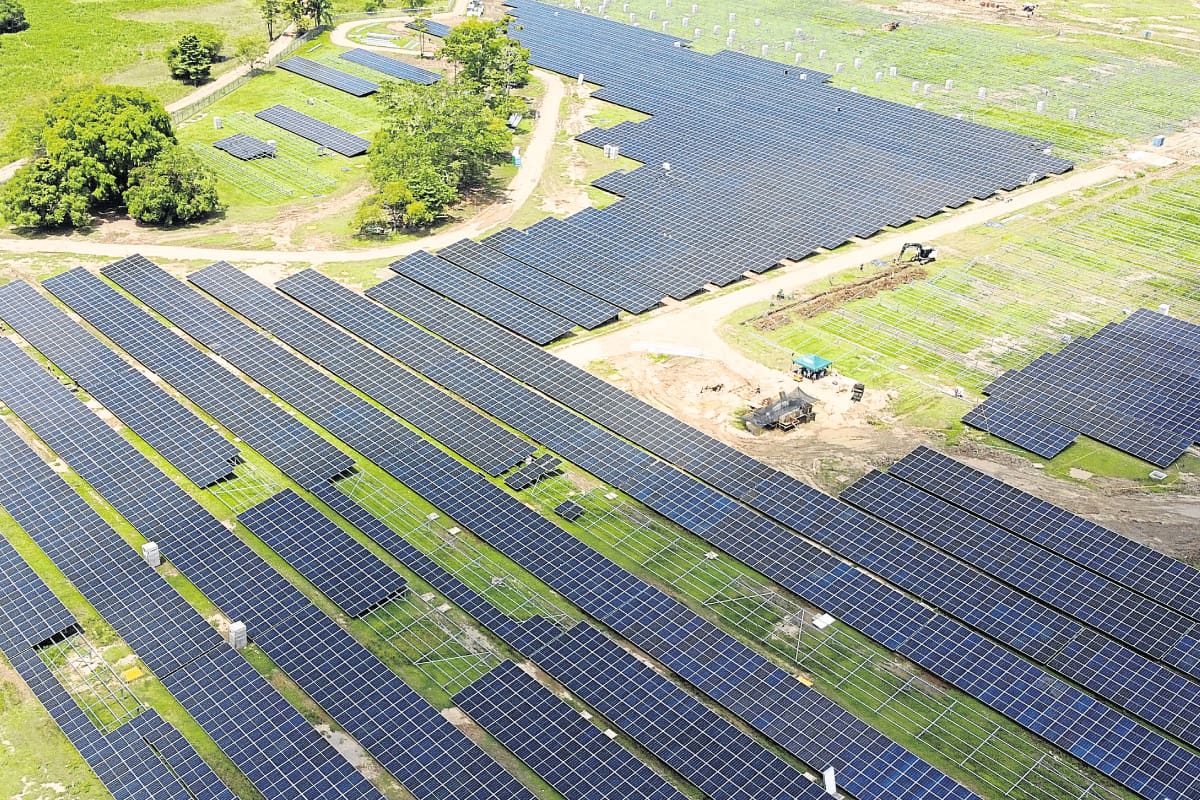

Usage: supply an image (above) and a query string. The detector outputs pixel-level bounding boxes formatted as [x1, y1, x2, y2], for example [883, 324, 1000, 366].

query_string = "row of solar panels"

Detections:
[350, 269, 1200, 800]
[964, 309, 1200, 466]
[97, 257, 972, 800]
[8, 257, 1200, 800]
[382, 0, 1072, 335]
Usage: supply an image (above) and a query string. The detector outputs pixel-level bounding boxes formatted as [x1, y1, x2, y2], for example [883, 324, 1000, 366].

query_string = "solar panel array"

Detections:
[407, 19, 452, 38]
[480, 227, 661, 314]
[276, 56, 380, 95]
[509, 619, 827, 800]
[554, 500, 585, 521]
[213, 132, 276, 160]
[351, 273, 1200, 800]
[0, 315, 535, 800]
[0, 513, 235, 800]
[270, 268, 979, 800]
[965, 308, 1200, 466]
[339, 48, 440, 84]
[453, 661, 688, 800]
[189, 260, 534, 476]
[255, 105, 371, 157]
[437, 238, 621, 329]
[377, 0, 1073, 330]
[93, 257, 974, 800]
[238, 489, 407, 616]
[0, 279, 239, 487]
[891, 446, 1200, 624]
[504, 454, 561, 490]
[387, 252, 574, 344]
[0, 347, 380, 800]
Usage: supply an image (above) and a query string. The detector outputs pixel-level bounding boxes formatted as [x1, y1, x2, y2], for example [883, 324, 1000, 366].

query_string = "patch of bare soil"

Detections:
[599, 352, 1200, 561]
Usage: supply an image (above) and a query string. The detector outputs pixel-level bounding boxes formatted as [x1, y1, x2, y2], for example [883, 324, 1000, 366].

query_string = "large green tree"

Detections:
[284, 0, 333, 31]
[166, 33, 217, 84]
[438, 17, 530, 101]
[260, 0, 282, 40]
[0, 0, 27, 34]
[124, 145, 223, 225]
[359, 81, 511, 234]
[0, 84, 206, 229]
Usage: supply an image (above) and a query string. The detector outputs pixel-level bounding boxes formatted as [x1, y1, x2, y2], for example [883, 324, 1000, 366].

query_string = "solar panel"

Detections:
[275, 269, 980, 800]
[0, 358, 376, 800]
[339, 48, 440, 84]
[437, 238, 621, 329]
[407, 19, 452, 37]
[554, 500, 585, 521]
[255, 105, 371, 156]
[355, 269, 1200, 800]
[961, 397, 1078, 458]
[454, 661, 687, 800]
[504, 454, 561, 490]
[238, 490, 407, 616]
[188, 260, 534, 476]
[276, 56, 379, 95]
[0, 279, 239, 487]
[379, 253, 574, 344]
[0, 296, 535, 800]
[212, 132, 276, 160]
[890, 445, 1200, 625]
[964, 310, 1200, 466]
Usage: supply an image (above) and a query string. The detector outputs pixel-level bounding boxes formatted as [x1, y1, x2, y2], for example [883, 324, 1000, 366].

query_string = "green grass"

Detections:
[0, 0, 265, 160]
[723, 163, 1200, 479]
[619, 0, 1200, 162]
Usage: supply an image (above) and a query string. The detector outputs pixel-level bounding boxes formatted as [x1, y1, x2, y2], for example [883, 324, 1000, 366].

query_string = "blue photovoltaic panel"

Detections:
[381, 253, 574, 344]
[188, 260, 534, 476]
[238, 489, 406, 616]
[0, 279, 239, 487]
[350, 270, 1200, 800]
[339, 48, 440, 83]
[454, 661, 687, 800]
[276, 56, 379, 95]
[213, 133, 275, 160]
[274, 269, 979, 800]
[961, 397, 1078, 458]
[407, 19, 452, 38]
[255, 105, 371, 156]
[890, 445, 1200, 625]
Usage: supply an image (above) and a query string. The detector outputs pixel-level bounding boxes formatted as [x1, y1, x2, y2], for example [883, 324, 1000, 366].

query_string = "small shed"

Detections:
[792, 353, 833, 380]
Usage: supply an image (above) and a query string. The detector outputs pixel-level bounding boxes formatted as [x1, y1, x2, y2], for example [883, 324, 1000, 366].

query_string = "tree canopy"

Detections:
[0, 84, 219, 229]
[166, 32, 221, 84]
[438, 18, 531, 105]
[124, 145, 223, 225]
[358, 81, 512, 235]
[0, 0, 27, 34]
[284, 0, 333, 32]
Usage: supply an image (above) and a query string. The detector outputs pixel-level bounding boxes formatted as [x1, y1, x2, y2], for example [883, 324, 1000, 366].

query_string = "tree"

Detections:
[124, 145, 222, 225]
[260, 0, 282, 40]
[0, 84, 176, 228]
[166, 33, 217, 84]
[412, 12, 431, 58]
[438, 17, 530, 101]
[374, 80, 512, 191]
[233, 35, 267, 69]
[0, 0, 27, 34]
[0, 158, 90, 228]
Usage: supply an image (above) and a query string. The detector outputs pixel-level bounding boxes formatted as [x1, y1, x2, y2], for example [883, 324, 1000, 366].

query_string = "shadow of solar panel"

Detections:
[255, 105, 370, 156]
[962, 398, 1077, 458]
[454, 661, 688, 800]
[0, 279, 239, 487]
[213, 133, 275, 160]
[238, 490, 407, 616]
[277, 56, 379, 95]
[339, 48, 440, 83]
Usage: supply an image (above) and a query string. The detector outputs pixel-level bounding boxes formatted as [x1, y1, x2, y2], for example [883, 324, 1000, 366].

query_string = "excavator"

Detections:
[896, 242, 937, 266]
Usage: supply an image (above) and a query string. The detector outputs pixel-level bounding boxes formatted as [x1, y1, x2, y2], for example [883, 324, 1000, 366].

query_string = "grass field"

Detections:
[618, 0, 1200, 162]
[0, 0, 265, 160]
[723, 163, 1200, 481]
